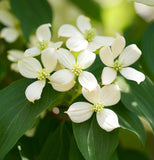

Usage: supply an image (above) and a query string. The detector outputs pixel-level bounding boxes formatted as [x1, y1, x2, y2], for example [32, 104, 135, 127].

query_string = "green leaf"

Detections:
[10, 0, 52, 41]
[73, 115, 119, 160]
[112, 102, 146, 145]
[142, 22, 154, 80]
[37, 122, 71, 160]
[0, 79, 64, 159]
[68, 0, 102, 22]
[69, 137, 85, 160]
[117, 77, 154, 132]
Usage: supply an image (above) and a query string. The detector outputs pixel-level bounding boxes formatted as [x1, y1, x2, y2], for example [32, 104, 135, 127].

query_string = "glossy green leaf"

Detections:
[142, 22, 154, 80]
[68, 0, 102, 22]
[10, 0, 52, 41]
[112, 102, 146, 145]
[73, 115, 119, 160]
[0, 79, 63, 159]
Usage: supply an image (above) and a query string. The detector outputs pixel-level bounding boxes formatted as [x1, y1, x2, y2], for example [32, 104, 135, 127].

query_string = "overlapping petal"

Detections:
[66, 102, 93, 123]
[7, 50, 23, 62]
[49, 41, 63, 49]
[96, 108, 120, 132]
[24, 47, 41, 57]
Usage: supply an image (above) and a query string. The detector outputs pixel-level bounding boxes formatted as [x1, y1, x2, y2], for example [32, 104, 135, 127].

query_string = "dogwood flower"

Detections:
[66, 84, 121, 132]
[55, 48, 97, 91]
[18, 48, 74, 102]
[7, 49, 24, 72]
[24, 24, 63, 57]
[100, 34, 145, 85]
[58, 15, 114, 52]
[0, 6, 21, 42]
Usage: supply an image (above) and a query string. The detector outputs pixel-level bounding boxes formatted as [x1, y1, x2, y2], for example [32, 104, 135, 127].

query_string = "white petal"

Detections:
[66, 37, 88, 52]
[120, 67, 145, 84]
[41, 48, 57, 73]
[18, 57, 42, 78]
[97, 108, 120, 132]
[87, 36, 115, 52]
[77, 50, 96, 69]
[99, 46, 114, 67]
[10, 63, 19, 72]
[77, 15, 91, 33]
[100, 84, 121, 106]
[51, 80, 75, 92]
[7, 50, 24, 62]
[78, 71, 98, 91]
[82, 85, 102, 104]
[119, 44, 142, 67]
[66, 102, 93, 123]
[58, 24, 82, 37]
[131, 0, 154, 6]
[56, 48, 75, 69]
[49, 41, 63, 48]
[36, 23, 51, 42]
[0, 10, 17, 27]
[24, 47, 41, 57]
[25, 80, 45, 102]
[101, 67, 117, 85]
[111, 34, 126, 59]
[49, 69, 75, 85]
[1, 27, 19, 42]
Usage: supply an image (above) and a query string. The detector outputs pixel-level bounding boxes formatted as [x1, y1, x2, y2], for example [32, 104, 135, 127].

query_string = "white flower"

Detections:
[66, 84, 121, 132]
[130, 0, 154, 6]
[0, 8, 20, 43]
[99, 34, 145, 85]
[55, 48, 97, 91]
[18, 48, 73, 102]
[58, 15, 115, 52]
[24, 24, 63, 57]
[7, 49, 24, 72]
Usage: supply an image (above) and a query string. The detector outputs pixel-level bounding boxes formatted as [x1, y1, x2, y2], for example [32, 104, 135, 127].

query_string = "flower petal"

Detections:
[77, 15, 91, 33]
[101, 67, 117, 85]
[96, 108, 120, 132]
[18, 57, 42, 78]
[82, 85, 101, 104]
[77, 50, 96, 69]
[36, 23, 51, 42]
[100, 84, 121, 106]
[10, 63, 19, 72]
[25, 80, 45, 102]
[58, 24, 82, 37]
[119, 44, 142, 67]
[41, 48, 57, 73]
[66, 37, 88, 52]
[78, 71, 98, 91]
[87, 35, 115, 52]
[56, 48, 75, 69]
[111, 34, 126, 59]
[24, 47, 41, 57]
[1, 27, 19, 42]
[49, 69, 75, 85]
[51, 80, 75, 92]
[66, 102, 93, 123]
[7, 49, 24, 62]
[120, 67, 145, 84]
[99, 46, 114, 67]
[49, 41, 63, 48]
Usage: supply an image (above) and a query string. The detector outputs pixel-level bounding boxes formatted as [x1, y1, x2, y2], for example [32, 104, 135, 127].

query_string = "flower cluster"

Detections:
[9, 15, 145, 132]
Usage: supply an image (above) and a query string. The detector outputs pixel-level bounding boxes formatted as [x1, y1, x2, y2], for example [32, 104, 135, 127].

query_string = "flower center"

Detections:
[37, 69, 50, 80]
[84, 28, 96, 42]
[37, 40, 49, 51]
[92, 102, 104, 113]
[71, 63, 83, 76]
[113, 60, 123, 71]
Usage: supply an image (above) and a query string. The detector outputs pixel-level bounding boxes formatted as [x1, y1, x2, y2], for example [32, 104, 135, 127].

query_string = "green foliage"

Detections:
[10, 0, 52, 41]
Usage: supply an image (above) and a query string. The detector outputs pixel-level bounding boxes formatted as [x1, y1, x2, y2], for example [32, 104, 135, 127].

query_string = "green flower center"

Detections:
[84, 28, 96, 42]
[37, 69, 50, 80]
[37, 40, 49, 51]
[92, 102, 104, 113]
[113, 60, 123, 71]
[71, 63, 83, 76]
